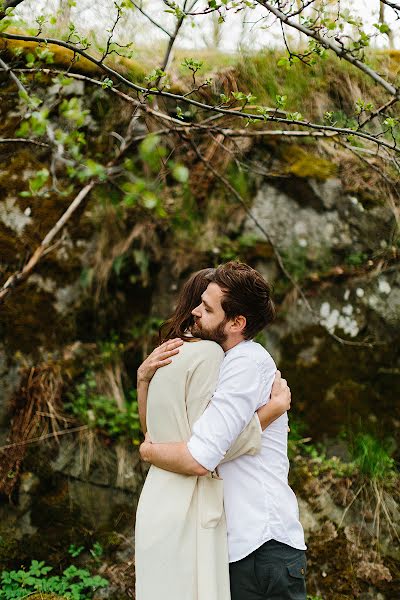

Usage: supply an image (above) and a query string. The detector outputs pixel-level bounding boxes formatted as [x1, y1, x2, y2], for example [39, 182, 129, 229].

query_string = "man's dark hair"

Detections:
[208, 261, 275, 339]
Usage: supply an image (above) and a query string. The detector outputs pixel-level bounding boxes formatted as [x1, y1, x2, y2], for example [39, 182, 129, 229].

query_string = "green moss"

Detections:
[0, 35, 144, 79]
[0, 535, 19, 565]
[0, 281, 75, 356]
[281, 145, 337, 180]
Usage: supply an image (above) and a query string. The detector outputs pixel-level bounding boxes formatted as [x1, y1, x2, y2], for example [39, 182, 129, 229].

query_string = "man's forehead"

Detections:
[203, 282, 223, 303]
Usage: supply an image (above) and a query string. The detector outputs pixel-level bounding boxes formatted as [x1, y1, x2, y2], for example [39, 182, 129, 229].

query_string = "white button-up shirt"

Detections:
[187, 340, 306, 562]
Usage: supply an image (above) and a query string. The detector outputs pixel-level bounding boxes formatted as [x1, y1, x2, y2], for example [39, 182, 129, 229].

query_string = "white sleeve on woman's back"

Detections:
[187, 352, 275, 472]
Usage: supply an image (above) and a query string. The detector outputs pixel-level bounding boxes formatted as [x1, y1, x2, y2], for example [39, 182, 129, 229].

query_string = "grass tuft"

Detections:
[351, 433, 396, 481]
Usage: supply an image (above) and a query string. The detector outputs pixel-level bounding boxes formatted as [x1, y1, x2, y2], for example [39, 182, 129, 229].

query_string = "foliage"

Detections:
[0, 559, 108, 600]
[288, 418, 355, 478]
[65, 370, 140, 441]
[289, 418, 399, 484]
[350, 433, 397, 481]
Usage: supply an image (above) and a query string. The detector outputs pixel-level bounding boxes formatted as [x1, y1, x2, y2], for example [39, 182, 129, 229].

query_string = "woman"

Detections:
[135, 268, 291, 600]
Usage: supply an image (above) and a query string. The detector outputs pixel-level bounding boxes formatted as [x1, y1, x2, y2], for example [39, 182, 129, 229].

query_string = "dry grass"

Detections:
[0, 362, 66, 496]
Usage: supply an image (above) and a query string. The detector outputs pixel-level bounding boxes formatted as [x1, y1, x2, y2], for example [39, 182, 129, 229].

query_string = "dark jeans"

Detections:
[229, 539, 307, 600]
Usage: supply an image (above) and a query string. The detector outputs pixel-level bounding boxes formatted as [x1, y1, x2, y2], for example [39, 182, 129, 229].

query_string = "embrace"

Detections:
[135, 261, 306, 600]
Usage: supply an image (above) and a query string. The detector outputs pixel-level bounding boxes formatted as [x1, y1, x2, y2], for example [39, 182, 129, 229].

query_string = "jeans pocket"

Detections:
[286, 555, 307, 599]
[198, 474, 224, 528]
[287, 555, 306, 579]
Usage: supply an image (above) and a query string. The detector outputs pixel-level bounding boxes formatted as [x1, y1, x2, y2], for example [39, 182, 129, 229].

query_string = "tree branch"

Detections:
[359, 96, 399, 129]
[256, 1, 399, 97]
[0, 56, 27, 94]
[380, 0, 400, 15]
[0, 182, 95, 305]
[0, 0, 25, 20]
[1, 35, 398, 154]
[129, 0, 172, 37]
[0, 137, 49, 147]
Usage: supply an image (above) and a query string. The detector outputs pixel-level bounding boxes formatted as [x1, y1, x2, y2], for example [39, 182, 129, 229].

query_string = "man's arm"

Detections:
[140, 435, 208, 476]
[140, 354, 275, 475]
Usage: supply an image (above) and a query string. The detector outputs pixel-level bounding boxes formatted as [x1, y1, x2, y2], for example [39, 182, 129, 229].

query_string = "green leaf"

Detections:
[29, 168, 49, 194]
[25, 52, 36, 67]
[172, 164, 189, 183]
[101, 77, 113, 89]
[374, 22, 390, 34]
[277, 56, 289, 68]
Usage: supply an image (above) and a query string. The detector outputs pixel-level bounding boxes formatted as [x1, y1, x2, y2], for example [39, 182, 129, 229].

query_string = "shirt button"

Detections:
[300, 568, 305, 575]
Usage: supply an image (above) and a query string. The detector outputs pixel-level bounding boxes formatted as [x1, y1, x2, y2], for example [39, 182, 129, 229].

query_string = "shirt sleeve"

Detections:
[187, 354, 275, 471]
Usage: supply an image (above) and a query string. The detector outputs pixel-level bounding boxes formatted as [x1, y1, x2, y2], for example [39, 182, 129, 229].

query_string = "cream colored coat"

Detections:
[135, 340, 262, 600]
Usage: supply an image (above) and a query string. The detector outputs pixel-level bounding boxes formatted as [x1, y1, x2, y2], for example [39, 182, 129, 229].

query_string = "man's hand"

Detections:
[139, 432, 152, 462]
[137, 338, 183, 385]
[139, 432, 207, 476]
[256, 370, 291, 431]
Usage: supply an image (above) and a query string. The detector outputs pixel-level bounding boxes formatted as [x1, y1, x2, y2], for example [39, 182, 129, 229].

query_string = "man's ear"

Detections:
[230, 315, 246, 334]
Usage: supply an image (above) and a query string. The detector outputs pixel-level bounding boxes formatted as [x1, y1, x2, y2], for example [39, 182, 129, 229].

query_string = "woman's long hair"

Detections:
[159, 268, 215, 343]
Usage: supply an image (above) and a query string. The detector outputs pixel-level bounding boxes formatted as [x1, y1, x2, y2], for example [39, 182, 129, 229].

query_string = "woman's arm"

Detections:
[137, 338, 183, 433]
[257, 371, 291, 430]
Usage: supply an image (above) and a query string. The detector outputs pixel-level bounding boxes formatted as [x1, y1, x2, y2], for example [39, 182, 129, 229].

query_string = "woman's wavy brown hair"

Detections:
[159, 268, 215, 343]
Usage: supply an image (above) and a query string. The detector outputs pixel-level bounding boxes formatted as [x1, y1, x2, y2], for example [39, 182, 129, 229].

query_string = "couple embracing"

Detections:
[135, 261, 306, 600]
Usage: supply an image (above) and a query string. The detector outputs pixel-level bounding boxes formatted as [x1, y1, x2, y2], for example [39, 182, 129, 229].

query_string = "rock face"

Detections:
[239, 177, 399, 444]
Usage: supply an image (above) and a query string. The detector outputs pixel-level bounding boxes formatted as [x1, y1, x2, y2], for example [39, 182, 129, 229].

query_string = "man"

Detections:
[140, 261, 306, 600]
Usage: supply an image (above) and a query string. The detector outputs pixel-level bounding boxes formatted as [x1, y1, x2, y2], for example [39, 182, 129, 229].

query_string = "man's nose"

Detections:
[192, 304, 201, 317]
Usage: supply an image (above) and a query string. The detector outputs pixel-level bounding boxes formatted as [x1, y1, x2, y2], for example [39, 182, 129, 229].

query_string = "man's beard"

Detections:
[191, 317, 228, 346]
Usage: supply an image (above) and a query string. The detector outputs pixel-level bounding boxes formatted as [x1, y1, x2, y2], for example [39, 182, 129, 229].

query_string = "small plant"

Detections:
[68, 544, 84, 558]
[350, 433, 396, 481]
[0, 560, 108, 600]
[89, 542, 103, 560]
[345, 251, 367, 267]
[65, 372, 140, 442]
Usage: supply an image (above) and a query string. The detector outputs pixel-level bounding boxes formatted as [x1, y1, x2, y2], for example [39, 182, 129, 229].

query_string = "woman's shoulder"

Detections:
[181, 339, 224, 360]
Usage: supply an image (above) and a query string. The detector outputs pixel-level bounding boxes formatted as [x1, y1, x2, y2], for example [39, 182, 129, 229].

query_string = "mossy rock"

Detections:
[281, 145, 337, 180]
[0, 30, 145, 80]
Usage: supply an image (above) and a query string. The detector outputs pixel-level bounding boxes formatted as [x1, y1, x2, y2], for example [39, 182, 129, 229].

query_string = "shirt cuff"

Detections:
[187, 435, 221, 472]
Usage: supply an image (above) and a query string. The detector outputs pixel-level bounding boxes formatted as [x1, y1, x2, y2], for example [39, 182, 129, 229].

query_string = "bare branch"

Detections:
[129, 1, 172, 37]
[380, 0, 400, 15]
[0, 182, 95, 305]
[0, 56, 27, 94]
[0, 137, 49, 147]
[359, 97, 399, 129]
[0, 425, 89, 451]
[0, 0, 25, 20]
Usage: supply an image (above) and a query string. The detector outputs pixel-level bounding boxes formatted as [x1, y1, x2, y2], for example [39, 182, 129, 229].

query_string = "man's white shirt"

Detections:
[187, 339, 306, 562]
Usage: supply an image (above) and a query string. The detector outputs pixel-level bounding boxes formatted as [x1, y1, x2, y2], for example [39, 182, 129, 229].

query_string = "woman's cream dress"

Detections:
[135, 340, 262, 600]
